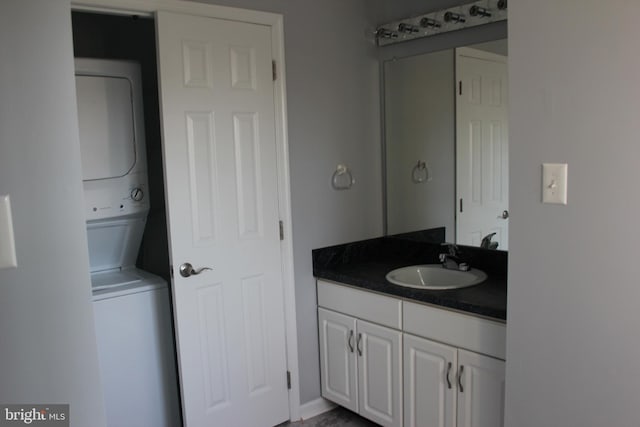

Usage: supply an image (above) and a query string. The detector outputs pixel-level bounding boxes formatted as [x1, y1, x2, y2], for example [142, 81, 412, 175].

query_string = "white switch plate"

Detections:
[0, 195, 18, 269]
[542, 163, 568, 205]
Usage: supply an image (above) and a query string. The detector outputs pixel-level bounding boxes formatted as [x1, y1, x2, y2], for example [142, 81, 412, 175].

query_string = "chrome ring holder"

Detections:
[412, 161, 431, 183]
[332, 164, 355, 190]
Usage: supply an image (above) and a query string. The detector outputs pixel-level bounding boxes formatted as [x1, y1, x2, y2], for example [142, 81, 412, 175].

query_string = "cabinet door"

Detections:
[357, 320, 403, 427]
[318, 308, 358, 412]
[457, 350, 506, 427]
[403, 333, 457, 427]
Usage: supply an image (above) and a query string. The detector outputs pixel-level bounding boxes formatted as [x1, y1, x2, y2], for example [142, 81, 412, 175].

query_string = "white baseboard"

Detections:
[298, 397, 336, 421]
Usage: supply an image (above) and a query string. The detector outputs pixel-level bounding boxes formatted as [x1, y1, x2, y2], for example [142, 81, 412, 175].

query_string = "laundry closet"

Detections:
[72, 11, 181, 427]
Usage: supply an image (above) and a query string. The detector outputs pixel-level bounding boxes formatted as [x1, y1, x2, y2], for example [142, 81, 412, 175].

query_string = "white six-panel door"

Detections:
[456, 48, 509, 249]
[157, 10, 289, 427]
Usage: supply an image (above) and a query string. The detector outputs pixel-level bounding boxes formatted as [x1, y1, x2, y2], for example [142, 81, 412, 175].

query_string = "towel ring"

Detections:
[412, 161, 430, 183]
[332, 164, 355, 190]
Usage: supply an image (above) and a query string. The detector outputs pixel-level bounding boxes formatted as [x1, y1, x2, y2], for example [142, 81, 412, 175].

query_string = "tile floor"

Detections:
[278, 406, 379, 427]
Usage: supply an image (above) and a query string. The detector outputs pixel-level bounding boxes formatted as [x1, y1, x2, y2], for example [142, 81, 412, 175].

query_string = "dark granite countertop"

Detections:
[312, 231, 507, 321]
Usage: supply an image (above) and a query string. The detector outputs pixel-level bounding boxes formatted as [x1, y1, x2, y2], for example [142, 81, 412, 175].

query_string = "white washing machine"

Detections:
[75, 58, 180, 427]
[91, 269, 180, 427]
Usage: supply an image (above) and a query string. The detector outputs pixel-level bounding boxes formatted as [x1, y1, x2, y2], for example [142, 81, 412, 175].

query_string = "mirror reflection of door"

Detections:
[455, 47, 509, 249]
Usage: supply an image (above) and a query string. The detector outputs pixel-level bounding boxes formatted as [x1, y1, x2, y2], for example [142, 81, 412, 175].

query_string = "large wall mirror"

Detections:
[383, 38, 509, 250]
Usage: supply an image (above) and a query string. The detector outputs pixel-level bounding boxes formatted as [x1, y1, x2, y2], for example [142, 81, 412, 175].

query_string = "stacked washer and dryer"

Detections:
[75, 58, 180, 427]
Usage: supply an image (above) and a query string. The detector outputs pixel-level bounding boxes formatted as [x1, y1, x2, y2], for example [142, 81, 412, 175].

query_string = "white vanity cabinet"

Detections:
[456, 349, 505, 427]
[317, 280, 506, 427]
[318, 283, 403, 427]
[403, 333, 457, 427]
[403, 333, 505, 427]
[403, 300, 506, 427]
[317, 308, 358, 412]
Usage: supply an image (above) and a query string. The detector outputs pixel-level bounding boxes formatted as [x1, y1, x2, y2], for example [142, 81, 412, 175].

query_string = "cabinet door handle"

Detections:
[446, 362, 452, 389]
[458, 365, 464, 393]
[356, 332, 363, 356]
[347, 330, 354, 353]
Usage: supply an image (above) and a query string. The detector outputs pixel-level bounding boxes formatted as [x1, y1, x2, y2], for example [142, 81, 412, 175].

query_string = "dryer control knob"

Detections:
[130, 188, 144, 202]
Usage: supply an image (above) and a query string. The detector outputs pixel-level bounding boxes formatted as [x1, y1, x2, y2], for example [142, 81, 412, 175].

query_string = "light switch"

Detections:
[542, 163, 568, 205]
[0, 195, 18, 269]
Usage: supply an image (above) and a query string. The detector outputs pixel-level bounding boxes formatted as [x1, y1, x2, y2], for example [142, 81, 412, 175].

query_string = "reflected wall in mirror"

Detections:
[384, 39, 508, 249]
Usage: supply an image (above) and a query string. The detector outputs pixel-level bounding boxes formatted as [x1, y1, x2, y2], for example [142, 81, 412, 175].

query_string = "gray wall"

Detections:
[371, 0, 473, 25]
[505, 1, 640, 426]
[0, 1, 107, 426]
[191, 0, 383, 404]
[384, 49, 455, 238]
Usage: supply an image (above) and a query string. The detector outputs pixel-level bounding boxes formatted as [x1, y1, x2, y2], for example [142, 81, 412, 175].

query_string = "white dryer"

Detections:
[75, 58, 180, 427]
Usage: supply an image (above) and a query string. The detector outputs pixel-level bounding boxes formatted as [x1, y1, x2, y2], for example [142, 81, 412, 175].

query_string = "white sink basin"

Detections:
[385, 264, 487, 290]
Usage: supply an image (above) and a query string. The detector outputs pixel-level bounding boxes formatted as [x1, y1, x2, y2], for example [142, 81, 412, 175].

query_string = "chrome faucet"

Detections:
[439, 243, 470, 271]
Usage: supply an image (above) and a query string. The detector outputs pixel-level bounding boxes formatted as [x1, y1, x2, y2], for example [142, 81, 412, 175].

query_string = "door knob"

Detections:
[499, 210, 509, 219]
[179, 262, 212, 278]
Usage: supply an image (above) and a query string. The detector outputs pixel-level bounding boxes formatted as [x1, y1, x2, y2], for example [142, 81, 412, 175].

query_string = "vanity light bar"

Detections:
[376, 0, 507, 46]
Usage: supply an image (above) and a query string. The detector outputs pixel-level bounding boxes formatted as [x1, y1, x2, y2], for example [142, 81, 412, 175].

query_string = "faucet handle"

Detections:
[440, 242, 460, 256]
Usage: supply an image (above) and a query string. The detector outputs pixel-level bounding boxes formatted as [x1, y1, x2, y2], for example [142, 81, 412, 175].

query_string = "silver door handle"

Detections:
[499, 210, 509, 219]
[179, 262, 212, 278]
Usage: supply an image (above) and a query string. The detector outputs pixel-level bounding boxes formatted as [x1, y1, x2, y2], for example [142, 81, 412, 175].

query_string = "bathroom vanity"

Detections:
[313, 235, 507, 427]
